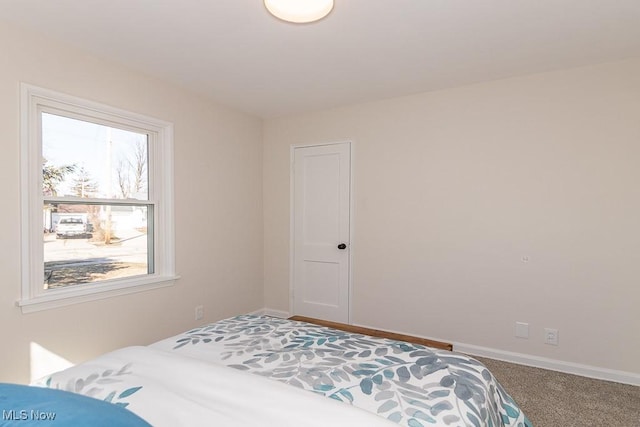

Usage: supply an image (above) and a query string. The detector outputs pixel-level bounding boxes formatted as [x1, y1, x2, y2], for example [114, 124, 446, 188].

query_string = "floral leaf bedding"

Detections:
[151, 315, 532, 427]
[36, 346, 393, 427]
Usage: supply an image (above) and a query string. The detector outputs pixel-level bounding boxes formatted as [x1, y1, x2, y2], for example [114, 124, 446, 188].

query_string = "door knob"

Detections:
[337, 243, 347, 250]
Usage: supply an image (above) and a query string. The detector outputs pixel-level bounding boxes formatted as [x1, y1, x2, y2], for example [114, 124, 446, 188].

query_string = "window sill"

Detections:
[17, 275, 180, 314]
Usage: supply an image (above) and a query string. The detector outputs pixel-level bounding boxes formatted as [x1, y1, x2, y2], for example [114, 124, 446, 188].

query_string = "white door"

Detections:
[292, 142, 351, 323]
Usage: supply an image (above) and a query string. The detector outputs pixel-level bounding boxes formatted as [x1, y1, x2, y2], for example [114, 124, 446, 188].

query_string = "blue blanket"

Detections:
[0, 383, 150, 426]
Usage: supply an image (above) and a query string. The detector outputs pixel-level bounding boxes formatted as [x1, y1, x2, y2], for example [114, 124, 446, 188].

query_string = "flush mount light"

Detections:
[264, 0, 334, 23]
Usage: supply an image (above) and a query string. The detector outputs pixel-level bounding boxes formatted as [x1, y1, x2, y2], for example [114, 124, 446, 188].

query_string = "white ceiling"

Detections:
[2, 1, 640, 118]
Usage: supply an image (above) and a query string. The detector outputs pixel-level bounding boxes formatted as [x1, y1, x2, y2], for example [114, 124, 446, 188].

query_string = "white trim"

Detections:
[19, 83, 176, 313]
[351, 321, 640, 386]
[21, 83, 172, 132]
[257, 307, 640, 386]
[289, 149, 295, 316]
[454, 342, 640, 387]
[347, 140, 355, 325]
[288, 140, 353, 322]
[17, 275, 180, 314]
[43, 196, 156, 205]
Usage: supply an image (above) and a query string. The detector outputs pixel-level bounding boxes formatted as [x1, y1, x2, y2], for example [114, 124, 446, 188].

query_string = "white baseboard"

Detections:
[454, 342, 640, 387]
[252, 307, 639, 386]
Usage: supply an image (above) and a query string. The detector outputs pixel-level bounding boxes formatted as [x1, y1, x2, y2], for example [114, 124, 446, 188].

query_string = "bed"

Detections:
[33, 315, 532, 427]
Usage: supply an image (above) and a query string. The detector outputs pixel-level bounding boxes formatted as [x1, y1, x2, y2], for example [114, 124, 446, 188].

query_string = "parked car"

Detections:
[56, 218, 89, 238]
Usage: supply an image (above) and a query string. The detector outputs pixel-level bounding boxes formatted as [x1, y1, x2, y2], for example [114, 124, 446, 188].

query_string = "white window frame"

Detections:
[19, 83, 177, 313]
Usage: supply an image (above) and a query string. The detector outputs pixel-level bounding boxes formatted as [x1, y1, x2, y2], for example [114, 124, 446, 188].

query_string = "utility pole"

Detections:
[105, 128, 113, 244]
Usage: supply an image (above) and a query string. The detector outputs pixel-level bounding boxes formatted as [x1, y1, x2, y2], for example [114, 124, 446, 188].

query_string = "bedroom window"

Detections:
[19, 84, 177, 313]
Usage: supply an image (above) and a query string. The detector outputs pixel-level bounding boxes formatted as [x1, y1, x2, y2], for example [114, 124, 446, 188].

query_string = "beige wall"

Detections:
[0, 23, 264, 383]
[2, 19, 638, 384]
[263, 59, 640, 374]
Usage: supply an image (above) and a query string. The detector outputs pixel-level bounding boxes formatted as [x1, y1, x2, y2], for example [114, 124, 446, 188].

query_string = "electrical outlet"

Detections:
[544, 328, 559, 345]
[515, 322, 529, 339]
[195, 305, 204, 321]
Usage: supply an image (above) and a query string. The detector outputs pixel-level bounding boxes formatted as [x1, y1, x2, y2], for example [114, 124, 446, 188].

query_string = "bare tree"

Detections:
[131, 141, 147, 196]
[116, 159, 131, 198]
[115, 141, 147, 198]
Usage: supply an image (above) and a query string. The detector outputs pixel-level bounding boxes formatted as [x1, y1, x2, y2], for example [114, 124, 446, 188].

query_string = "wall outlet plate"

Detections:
[195, 305, 204, 321]
[515, 322, 529, 339]
[544, 328, 559, 345]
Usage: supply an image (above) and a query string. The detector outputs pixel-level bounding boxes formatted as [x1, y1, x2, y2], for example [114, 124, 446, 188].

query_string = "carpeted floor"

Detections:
[475, 356, 640, 427]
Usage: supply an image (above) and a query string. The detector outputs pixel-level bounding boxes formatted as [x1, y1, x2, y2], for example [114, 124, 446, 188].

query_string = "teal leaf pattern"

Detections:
[43, 363, 143, 409]
[168, 315, 533, 427]
[119, 386, 143, 399]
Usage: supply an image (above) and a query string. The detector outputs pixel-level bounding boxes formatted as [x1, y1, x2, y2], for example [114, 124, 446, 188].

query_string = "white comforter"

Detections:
[37, 346, 395, 427]
[150, 315, 531, 427]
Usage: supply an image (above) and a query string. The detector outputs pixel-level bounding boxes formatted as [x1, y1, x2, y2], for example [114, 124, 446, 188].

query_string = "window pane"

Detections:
[42, 112, 149, 200]
[44, 203, 153, 289]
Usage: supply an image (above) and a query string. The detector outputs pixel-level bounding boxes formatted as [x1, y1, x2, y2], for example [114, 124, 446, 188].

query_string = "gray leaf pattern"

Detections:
[44, 363, 142, 408]
[169, 315, 532, 427]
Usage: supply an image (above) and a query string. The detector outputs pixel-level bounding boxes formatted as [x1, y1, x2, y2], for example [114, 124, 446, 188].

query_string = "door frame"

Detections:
[289, 140, 354, 324]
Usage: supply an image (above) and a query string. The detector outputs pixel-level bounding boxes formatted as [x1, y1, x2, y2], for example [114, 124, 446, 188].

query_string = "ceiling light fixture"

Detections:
[264, 0, 334, 24]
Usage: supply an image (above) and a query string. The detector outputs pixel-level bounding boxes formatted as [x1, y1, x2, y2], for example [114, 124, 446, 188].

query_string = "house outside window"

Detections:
[19, 84, 177, 313]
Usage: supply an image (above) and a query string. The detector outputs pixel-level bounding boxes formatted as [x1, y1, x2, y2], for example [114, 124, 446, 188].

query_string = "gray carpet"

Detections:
[474, 356, 640, 427]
